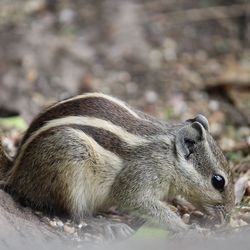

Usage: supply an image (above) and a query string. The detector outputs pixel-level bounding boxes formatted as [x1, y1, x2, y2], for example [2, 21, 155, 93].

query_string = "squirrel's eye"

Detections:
[211, 175, 225, 191]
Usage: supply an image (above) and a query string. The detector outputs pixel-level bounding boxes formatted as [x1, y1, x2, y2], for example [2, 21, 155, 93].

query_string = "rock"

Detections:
[182, 214, 190, 224]
[240, 206, 250, 213]
[239, 212, 250, 223]
[49, 220, 58, 228]
[208, 100, 220, 112]
[219, 138, 236, 151]
[57, 220, 64, 227]
[59, 9, 75, 24]
[78, 222, 87, 229]
[144, 90, 158, 104]
[63, 225, 75, 234]
[24, 0, 46, 14]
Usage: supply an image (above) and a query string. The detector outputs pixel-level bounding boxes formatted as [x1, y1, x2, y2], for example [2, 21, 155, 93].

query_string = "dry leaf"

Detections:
[234, 176, 249, 204]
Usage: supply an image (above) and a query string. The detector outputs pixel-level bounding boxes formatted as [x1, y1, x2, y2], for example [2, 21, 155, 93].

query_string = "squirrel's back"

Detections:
[22, 93, 168, 144]
[3, 93, 173, 216]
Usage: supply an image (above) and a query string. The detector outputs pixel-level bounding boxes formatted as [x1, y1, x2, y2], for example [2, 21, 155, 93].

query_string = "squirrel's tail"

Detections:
[0, 138, 13, 183]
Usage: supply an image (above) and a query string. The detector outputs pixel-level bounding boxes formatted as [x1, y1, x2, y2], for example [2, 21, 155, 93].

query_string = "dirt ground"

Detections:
[0, 0, 250, 248]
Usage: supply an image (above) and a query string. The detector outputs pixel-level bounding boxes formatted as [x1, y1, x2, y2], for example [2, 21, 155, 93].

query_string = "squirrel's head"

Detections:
[174, 115, 234, 220]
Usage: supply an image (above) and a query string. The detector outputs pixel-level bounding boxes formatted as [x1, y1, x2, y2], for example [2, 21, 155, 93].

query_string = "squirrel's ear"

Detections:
[175, 122, 205, 160]
[186, 114, 209, 131]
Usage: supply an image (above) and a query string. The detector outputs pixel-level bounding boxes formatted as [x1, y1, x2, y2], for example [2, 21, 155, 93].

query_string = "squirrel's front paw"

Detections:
[188, 223, 210, 236]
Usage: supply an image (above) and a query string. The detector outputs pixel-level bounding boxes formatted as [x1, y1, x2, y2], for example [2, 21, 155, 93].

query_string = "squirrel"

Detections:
[0, 93, 234, 232]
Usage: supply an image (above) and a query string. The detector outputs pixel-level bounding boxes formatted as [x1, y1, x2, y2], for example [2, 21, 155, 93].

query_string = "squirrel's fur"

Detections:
[0, 93, 234, 232]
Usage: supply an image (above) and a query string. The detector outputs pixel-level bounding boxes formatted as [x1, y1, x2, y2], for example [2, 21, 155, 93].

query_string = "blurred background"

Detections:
[0, 0, 250, 143]
[0, 0, 249, 123]
[0, 0, 250, 244]
[0, 0, 250, 188]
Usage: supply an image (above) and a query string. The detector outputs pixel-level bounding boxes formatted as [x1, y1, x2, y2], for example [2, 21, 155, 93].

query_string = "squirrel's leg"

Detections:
[111, 168, 188, 233]
[118, 198, 188, 233]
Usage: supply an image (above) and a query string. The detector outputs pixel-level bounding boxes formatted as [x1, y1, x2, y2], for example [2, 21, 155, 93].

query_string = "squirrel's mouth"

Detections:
[192, 201, 229, 224]
[203, 204, 230, 224]
[186, 197, 232, 224]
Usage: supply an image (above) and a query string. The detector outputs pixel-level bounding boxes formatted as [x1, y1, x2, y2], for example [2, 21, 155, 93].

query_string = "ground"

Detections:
[0, 0, 250, 248]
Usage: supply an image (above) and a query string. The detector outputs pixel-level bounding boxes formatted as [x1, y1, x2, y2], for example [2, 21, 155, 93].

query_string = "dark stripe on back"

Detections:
[22, 97, 164, 143]
[69, 124, 132, 157]
[19, 124, 133, 159]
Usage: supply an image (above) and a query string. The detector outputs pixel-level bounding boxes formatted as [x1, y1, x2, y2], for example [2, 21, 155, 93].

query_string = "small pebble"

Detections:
[34, 211, 42, 216]
[144, 90, 158, 104]
[63, 225, 75, 234]
[239, 212, 250, 223]
[247, 136, 250, 146]
[49, 220, 57, 228]
[210, 123, 223, 136]
[59, 8, 75, 24]
[57, 220, 64, 227]
[238, 127, 250, 137]
[78, 222, 87, 229]
[79, 221, 88, 228]
[24, 0, 46, 14]
[208, 100, 219, 112]
[190, 210, 204, 220]
[240, 206, 250, 213]
[191, 211, 204, 218]
[219, 137, 235, 151]
[182, 213, 190, 224]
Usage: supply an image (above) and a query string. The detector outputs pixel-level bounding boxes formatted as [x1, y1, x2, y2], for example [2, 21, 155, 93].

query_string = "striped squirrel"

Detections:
[0, 93, 234, 232]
